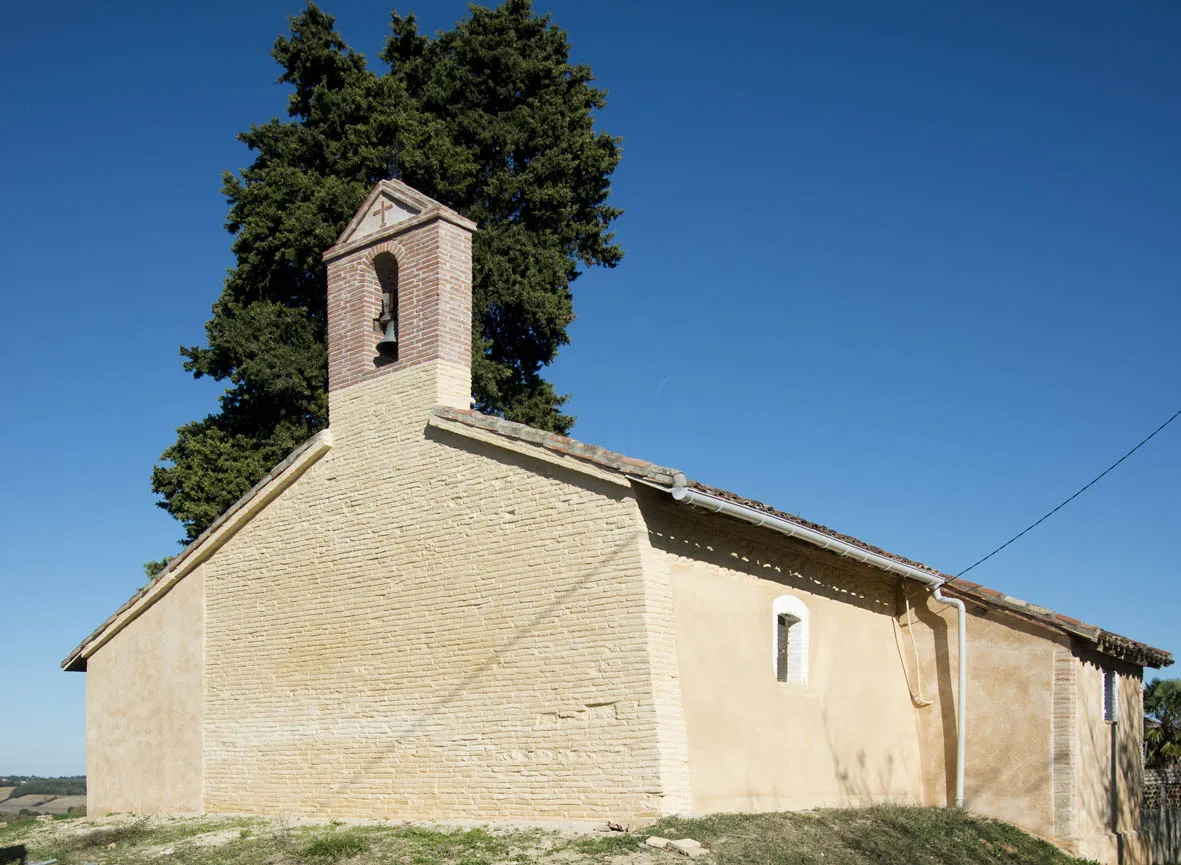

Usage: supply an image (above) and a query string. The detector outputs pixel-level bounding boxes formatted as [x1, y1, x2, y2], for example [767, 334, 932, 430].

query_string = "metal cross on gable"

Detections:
[371, 198, 395, 227]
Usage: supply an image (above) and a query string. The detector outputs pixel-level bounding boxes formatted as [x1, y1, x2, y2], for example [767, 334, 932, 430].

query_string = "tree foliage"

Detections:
[143, 557, 174, 580]
[1145, 678, 1181, 769]
[6, 777, 87, 798]
[151, 1, 622, 542]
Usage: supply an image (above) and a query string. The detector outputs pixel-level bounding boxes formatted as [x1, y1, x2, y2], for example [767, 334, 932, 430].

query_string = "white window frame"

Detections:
[772, 594, 810, 686]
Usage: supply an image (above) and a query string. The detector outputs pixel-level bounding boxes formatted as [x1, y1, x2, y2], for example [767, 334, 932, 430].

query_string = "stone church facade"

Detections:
[65, 180, 1171, 864]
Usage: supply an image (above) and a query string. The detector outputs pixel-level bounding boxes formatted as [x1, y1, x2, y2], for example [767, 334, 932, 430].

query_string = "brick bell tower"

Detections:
[322, 179, 476, 408]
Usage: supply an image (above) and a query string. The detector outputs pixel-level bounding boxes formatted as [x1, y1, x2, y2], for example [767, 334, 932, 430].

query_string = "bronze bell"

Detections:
[376, 317, 399, 358]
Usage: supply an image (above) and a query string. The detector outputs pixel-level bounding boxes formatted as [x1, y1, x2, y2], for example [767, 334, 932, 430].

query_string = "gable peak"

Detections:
[335, 180, 437, 246]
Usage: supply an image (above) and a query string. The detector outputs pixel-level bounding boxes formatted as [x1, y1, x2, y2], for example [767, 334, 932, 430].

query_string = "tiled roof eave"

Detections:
[61, 430, 334, 672]
[432, 407, 1173, 670]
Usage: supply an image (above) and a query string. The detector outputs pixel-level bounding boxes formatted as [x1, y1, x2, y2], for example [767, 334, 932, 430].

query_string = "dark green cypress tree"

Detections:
[152, 1, 622, 543]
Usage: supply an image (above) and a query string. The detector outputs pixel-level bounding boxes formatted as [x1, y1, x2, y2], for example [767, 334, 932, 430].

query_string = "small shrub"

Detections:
[271, 816, 294, 849]
[396, 826, 515, 864]
[303, 830, 369, 862]
[60, 821, 149, 852]
[568, 833, 643, 858]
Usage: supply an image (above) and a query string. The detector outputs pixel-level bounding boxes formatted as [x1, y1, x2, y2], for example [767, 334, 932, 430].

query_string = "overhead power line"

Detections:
[952, 406, 1181, 581]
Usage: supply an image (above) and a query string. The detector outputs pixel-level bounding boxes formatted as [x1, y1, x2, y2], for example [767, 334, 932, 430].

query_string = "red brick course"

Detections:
[325, 209, 473, 394]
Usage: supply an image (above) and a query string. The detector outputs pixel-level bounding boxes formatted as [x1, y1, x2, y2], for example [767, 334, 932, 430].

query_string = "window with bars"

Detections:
[772, 595, 809, 685]
[776, 613, 799, 682]
[1103, 668, 1118, 722]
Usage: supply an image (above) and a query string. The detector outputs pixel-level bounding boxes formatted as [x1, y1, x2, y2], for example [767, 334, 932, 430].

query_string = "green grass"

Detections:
[0, 806, 1103, 865]
[561, 832, 644, 859]
[302, 829, 369, 862]
[54, 819, 151, 853]
[646, 807, 1100, 865]
[386, 826, 520, 865]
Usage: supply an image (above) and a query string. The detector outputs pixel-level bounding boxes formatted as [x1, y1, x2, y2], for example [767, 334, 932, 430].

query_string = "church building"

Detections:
[65, 180, 1172, 865]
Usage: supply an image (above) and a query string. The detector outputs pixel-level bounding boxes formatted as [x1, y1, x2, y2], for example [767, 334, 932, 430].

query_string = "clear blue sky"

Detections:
[1, 0, 1178, 776]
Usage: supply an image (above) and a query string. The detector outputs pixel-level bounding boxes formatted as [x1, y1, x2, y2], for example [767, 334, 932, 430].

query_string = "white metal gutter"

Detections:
[669, 484, 967, 808]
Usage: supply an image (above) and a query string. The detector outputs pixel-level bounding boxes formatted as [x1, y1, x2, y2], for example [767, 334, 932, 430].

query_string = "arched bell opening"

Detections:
[373, 252, 399, 363]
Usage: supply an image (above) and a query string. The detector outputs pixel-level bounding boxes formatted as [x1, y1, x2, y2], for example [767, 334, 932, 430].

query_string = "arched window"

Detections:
[772, 595, 809, 685]
[373, 252, 399, 359]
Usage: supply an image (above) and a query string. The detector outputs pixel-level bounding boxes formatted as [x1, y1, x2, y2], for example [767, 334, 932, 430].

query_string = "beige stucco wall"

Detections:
[909, 596, 1061, 838]
[636, 490, 925, 813]
[638, 487, 1150, 859]
[198, 361, 672, 819]
[1073, 652, 1147, 865]
[910, 597, 1150, 865]
[85, 568, 204, 815]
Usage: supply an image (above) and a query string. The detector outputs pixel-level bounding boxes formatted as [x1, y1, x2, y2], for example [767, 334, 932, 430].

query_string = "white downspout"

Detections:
[933, 587, 967, 808]
[669, 484, 968, 810]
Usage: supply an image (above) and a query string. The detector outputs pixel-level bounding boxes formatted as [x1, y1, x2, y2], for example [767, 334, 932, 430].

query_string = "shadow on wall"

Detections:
[636, 488, 900, 619]
[638, 489, 926, 808]
[336, 536, 642, 797]
[1077, 654, 1144, 862]
[821, 706, 901, 806]
[330, 425, 645, 798]
[1142, 807, 1181, 864]
[1143, 770, 1181, 862]
[906, 589, 1065, 822]
[906, 589, 958, 808]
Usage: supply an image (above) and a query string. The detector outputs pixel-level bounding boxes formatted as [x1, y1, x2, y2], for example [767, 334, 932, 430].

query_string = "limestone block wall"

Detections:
[200, 363, 669, 819]
[634, 510, 693, 814]
[635, 489, 925, 814]
[85, 568, 204, 815]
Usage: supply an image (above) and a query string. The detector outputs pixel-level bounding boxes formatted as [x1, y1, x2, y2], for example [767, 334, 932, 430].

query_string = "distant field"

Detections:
[0, 778, 86, 818]
[0, 795, 87, 817]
